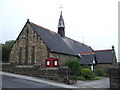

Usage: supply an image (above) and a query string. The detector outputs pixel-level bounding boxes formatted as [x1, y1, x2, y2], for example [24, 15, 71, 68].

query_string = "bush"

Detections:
[93, 76, 100, 80]
[95, 70, 107, 77]
[69, 75, 77, 80]
[81, 65, 91, 70]
[64, 58, 81, 76]
[117, 62, 120, 66]
[81, 68, 95, 80]
[76, 76, 86, 81]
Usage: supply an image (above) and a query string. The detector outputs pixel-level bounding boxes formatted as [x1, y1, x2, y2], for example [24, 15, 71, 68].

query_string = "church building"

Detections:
[9, 11, 117, 70]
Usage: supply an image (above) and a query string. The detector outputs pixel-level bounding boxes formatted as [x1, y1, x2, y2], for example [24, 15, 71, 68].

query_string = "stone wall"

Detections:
[1, 64, 76, 84]
[109, 66, 120, 88]
[9, 22, 48, 67]
[94, 64, 112, 72]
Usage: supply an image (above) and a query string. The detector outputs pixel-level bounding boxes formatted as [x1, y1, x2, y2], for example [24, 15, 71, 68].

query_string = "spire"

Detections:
[58, 11, 65, 28]
[58, 11, 65, 37]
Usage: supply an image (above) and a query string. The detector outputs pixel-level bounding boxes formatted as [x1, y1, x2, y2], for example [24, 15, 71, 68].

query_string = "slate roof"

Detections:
[29, 22, 93, 56]
[95, 49, 113, 64]
[80, 54, 95, 65]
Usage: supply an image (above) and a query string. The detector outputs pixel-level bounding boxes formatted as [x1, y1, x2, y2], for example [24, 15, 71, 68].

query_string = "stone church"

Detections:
[9, 11, 117, 70]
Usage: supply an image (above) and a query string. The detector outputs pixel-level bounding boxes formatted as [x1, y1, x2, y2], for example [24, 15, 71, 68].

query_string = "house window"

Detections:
[93, 59, 96, 64]
[19, 47, 22, 64]
[31, 46, 35, 64]
[91, 65, 94, 71]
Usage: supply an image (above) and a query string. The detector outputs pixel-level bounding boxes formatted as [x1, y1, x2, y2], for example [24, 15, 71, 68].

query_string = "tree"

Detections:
[64, 58, 81, 76]
[2, 40, 15, 62]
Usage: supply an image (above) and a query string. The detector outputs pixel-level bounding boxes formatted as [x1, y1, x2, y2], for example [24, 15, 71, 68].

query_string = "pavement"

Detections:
[0, 71, 110, 88]
[72, 77, 110, 88]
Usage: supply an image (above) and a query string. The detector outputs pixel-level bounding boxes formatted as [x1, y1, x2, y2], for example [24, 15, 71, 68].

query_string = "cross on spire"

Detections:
[58, 5, 65, 37]
[59, 4, 63, 11]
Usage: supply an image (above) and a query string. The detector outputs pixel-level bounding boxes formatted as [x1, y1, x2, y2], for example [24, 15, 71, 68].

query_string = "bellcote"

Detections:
[58, 11, 65, 28]
[58, 11, 65, 37]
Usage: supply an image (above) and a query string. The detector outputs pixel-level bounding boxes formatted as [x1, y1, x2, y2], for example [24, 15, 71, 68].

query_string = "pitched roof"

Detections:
[80, 54, 95, 65]
[29, 21, 93, 56]
[95, 49, 113, 64]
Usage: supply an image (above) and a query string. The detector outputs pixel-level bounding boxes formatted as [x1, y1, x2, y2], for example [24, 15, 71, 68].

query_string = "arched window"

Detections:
[31, 46, 35, 64]
[25, 39, 29, 64]
[25, 28, 29, 64]
[19, 47, 22, 64]
[26, 28, 29, 37]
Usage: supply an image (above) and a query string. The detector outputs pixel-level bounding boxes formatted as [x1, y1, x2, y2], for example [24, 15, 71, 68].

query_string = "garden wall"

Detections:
[1, 63, 76, 84]
[109, 66, 120, 88]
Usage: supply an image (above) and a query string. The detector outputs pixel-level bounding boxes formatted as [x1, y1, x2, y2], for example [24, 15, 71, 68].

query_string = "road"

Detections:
[73, 77, 110, 88]
[1, 71, 110, 88]
[2, 75, 62, 88]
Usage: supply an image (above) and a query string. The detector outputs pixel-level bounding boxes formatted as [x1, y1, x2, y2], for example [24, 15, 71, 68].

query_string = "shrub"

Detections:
[117, 62, 120, 66]
[95, 70, 107, 77]
[69, 75, 77, 80]
[93, 76, 100, 80]
[64, 58, 81, 76]
[77, 76, 86, 81]
[81, 65, 91, 70]
[69, 76, 86, 81]
[81, 68, 95, 80]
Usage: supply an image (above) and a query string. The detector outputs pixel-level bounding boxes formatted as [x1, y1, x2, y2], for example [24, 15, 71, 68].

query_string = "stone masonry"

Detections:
[109, 66, 120, 88]
[94, 64, 112, 72]
[9, 22, 76, 68]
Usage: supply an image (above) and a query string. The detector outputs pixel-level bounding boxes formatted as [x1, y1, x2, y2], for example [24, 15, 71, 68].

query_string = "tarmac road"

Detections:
[2, 74, 62, 88]
[1, 71, 110, 89]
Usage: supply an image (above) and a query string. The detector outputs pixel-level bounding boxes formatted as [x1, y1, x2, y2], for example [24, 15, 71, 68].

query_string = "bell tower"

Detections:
[58, 11, 65, 37]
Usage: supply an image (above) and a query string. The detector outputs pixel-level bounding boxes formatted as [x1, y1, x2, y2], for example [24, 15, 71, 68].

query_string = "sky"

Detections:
[0, 0, 119, 61]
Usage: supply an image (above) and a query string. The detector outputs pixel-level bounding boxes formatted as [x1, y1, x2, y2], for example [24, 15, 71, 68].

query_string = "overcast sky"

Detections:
[0, 0, 119, 61]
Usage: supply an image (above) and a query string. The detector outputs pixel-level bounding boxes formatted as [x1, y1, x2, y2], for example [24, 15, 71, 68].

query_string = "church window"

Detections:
[26, 28, 29, 37]
[25, 39, 29, 64]
[19, 47, 22, 64]
[31, 46, 35, 64]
